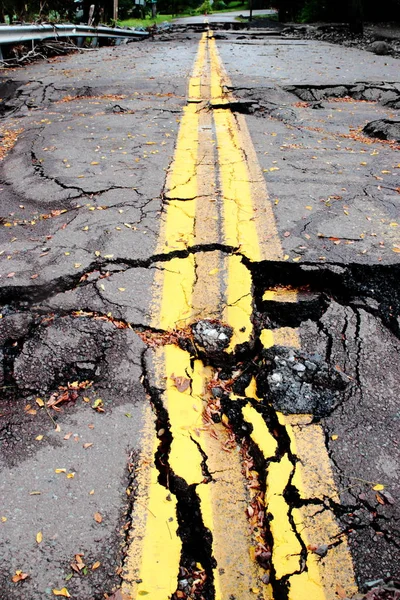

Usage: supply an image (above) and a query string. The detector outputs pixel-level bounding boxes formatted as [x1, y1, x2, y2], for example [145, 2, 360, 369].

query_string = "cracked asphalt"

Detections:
[0, 25, 399, 600]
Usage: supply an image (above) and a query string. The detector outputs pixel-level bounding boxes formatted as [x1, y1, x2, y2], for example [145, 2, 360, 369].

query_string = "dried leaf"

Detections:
[83, 443, 93, 449]
[36, 435, 44, 441]
[92, 561, 101, 570]
[376, 493, 385, 505]
[36, 398, 44, 407]
[64, 432, 73, 440]
[52, 588, 71, 597]
[170, 373, 191, 393]
[335, 584, 347, 599]
[12, 570, 29, 583]
[107, 590, 131, 600]
[94, 512, 102, 523]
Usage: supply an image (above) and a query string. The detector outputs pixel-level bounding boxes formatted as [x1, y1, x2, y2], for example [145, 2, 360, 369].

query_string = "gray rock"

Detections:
[363, 119, 400, 142]
[369, 41, 391, 55]
[192, 319, 233, 355]
[292, 362, 306, 372]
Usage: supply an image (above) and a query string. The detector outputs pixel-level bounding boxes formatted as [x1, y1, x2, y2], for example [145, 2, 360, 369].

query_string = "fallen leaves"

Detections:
[372, 483, 385, 491]
[0, 127, 24, 162]
[94, 512, 103, 523]
[335, 583, 347, 599]
[36, 531, 43, 544]
[170, 373, 191, 393]
[47, 381, 93, 411]
[52, 588, 71, 597]
[92, 398, 104, 412]
[12, 570, 29, 583]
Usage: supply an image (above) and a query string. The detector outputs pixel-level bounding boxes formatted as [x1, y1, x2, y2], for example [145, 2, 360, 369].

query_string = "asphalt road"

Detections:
[0, 25, 399, 600]
[173, 9, 277, 23]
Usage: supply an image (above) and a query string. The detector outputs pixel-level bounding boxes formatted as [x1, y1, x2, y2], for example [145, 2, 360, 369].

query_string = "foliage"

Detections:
[274, 0, 400, 23]
[196, 0, 213, 13]
[1, 0, 400, 25]
[119, 14, 174, 26]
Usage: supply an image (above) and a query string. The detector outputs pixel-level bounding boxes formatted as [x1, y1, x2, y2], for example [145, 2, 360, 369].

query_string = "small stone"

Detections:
[369, 40, 391, 55]
[271, 372, 283, 383]
[304, 360, 317, 372]
[314, 544, 329, 557]
[261, 573, 270, 585]
[211, 387, 223, 398]
[292, 362, 306, 372]
[256, 551, 272, 569]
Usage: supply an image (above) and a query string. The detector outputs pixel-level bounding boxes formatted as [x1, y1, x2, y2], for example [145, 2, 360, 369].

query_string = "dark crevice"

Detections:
[139, 349, 216, 599]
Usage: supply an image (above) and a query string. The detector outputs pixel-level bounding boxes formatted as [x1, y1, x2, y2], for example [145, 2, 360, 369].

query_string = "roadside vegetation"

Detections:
[0, 0, 398, 33]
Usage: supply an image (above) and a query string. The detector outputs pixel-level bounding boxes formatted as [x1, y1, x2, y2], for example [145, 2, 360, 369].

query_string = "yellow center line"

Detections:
[123, 31, 357, 600]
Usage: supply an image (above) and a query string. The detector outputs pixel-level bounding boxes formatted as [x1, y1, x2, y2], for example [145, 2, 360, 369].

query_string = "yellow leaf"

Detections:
[89, 489, 95, 495]
[360, 162, 367, 166]
[82, 226, 89, 231]
[55, 469, 66, 474]
[94, 250, 101, 256]
[103, 254, 114, 259]
[1, 516, 7, 522]
[331, 434, 339, 441]
[293, 257, 301, 262]
[389, 222, 398, 227]
[36, 531, 43, 544]
[393, 246, 400, 253]
[92, 561, 101, 570]
[373, 484, 385, 491]
[52, 588, 71, 597]
[118, 288, 126, 292]
[90, 161, 99, 165]
[36, 398, 44, 407]
[74, 263, 81, 268]
[67, 472, 75, 479]
[36, 434, 44, 441]
[64, 252, 70, 256]
[305, 205, 313, 210]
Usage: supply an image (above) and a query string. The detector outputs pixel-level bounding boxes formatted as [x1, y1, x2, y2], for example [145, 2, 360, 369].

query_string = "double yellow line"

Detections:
[122, 32, 357, 600]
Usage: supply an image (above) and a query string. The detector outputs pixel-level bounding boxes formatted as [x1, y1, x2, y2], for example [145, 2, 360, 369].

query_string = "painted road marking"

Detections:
[123, 31, 357, 600]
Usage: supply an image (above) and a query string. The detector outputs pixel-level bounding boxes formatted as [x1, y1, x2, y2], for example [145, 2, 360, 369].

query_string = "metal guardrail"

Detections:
[0, 23, 148, 45]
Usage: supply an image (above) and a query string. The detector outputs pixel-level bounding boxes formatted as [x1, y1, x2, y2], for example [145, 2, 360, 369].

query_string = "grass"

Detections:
[119, 15, 174, 27]
[119, 3, 250, 27]
[236, 11, 278, 21]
